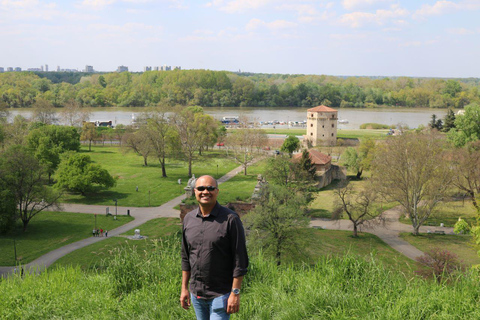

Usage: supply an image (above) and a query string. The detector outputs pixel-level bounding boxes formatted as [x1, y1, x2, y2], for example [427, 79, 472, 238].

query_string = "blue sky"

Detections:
[1, 0, 480, 77]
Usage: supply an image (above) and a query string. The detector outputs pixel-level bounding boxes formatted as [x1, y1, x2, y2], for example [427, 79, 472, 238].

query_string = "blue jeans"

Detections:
[190, 293, 230, 320]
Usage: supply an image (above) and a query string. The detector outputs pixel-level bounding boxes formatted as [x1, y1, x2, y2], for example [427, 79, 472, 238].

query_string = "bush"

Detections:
[415, 248, 466, 283]
[359, 123, 392, 129]
[454, 217, 470, 234]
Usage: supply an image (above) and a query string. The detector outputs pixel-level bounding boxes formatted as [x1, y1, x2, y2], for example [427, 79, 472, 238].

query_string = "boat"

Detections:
[221, 116, 239, 124]
[338, 119, 349, 124]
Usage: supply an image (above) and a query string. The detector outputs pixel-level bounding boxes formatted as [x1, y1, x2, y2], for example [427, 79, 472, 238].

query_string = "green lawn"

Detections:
[399, 200, 478, 227]
[0, 211, 133, 266]
[61, 146, 239, 207]
[53, 216, 418, 274]
[52, 218, 181, 270]
[400, 233, 480, 266]
[256, 128, 390, 140]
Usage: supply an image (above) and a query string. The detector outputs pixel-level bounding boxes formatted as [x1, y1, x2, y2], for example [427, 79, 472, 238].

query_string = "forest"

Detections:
[1, 70, 479, 109]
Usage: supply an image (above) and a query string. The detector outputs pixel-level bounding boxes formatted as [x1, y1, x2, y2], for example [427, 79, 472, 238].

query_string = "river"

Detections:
[8, 107, 454, 130]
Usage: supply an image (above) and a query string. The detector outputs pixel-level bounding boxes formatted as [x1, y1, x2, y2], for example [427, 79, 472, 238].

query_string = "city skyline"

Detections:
[1, 1, 480, 78]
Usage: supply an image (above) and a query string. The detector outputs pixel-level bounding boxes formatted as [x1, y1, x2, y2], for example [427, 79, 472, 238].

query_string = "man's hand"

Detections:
[226, 293, 240, 314]
[180, 289, 190, 310]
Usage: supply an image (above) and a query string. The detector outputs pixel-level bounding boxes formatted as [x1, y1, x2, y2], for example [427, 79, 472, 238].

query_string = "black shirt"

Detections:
[181, 202, 248, 299]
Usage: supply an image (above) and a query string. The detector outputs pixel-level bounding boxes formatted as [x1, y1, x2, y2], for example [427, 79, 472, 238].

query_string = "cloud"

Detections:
[339, 4, 408, 28]
[414, 1, 457, 17]
[215, 0, 272, 13]
[342, 0, 392, 11]
[447, 27, 475, 35]
[246, 18, 297, 31]
[81, 0, 116, 9]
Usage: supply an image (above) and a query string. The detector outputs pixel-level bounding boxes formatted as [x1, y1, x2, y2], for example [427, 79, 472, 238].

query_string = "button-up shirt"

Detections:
[181, 202, 249, 299]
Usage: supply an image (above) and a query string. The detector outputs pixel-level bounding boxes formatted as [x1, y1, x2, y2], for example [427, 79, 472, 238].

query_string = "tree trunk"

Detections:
[353, 223, 358, 237]
[161, 159, 167, 178]
[88, 140, 92, 151]
[412, 224, 420, 236]
[188, 158, 192, 177]
[470, 191, 479, 210]
[356, 169, 363, 179]
[143, 156, 148, 166]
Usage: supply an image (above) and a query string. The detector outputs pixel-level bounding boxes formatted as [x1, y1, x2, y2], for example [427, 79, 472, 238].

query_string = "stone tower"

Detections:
[305, 105, 338, 147]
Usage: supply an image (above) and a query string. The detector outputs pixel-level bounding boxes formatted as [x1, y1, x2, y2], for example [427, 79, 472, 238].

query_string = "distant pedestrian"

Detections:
[100, 228, 103, 237]
[105, 230, 108, 237]
[96, 229, 99, 237]
[92, 229, 96, 237]
[178, 179, 181, 185]
[136, 186, 139, 192]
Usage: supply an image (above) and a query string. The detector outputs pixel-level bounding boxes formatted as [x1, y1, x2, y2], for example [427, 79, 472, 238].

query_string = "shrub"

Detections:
[359, 123, 391, 129]
[454, 217, 470, 234]
[415, 248, 466, 282]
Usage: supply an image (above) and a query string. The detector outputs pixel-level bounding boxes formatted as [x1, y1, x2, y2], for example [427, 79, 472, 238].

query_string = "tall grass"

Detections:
[2, 233, 480, 319]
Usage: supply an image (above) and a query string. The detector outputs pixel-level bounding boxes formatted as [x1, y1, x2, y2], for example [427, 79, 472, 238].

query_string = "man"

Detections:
[180, 175, 248, 319]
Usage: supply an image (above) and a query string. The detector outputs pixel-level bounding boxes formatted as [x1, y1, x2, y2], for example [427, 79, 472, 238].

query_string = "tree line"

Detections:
[1, 70, 480, 110]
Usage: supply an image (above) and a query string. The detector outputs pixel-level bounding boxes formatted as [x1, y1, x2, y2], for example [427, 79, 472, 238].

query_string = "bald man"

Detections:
[180, 175, 249, 320]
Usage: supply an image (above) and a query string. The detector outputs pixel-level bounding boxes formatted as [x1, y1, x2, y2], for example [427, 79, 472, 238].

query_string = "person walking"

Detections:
[180, 175, 248, 319]
[105, 230, 108, 237]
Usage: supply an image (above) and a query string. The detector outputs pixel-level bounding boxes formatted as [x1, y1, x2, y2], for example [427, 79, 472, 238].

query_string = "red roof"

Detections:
[293, 149, 331, 165]
[307, 105, 337, 113]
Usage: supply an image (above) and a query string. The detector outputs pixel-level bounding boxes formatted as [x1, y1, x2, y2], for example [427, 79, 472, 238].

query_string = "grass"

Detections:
[60, 146, 239, 207]
[257, 128, 390, 140]
[51, 218, 180, 270]
[4, 234, 480, 319]
[0, 211, 133, 266]
[399, 200, 478, 227]
[400, 233, 480, 266]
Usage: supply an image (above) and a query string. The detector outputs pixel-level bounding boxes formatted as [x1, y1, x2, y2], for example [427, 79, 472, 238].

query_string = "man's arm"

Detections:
[180, 271, 191, 310]
[226, 276, 244, 314]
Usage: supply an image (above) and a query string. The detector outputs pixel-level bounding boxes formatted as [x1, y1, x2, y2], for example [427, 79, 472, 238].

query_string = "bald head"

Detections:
[195, 175, 218, 188]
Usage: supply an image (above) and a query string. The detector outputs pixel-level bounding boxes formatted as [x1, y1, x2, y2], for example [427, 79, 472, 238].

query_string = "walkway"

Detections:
[0, 167, 242, 277]
[310, 207, 454, 261]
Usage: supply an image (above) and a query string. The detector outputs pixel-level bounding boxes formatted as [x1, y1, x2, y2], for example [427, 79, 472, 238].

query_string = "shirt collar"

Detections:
[195, 202, 220, 218]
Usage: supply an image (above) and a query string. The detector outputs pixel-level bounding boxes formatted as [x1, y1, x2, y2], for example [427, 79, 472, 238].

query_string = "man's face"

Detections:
[194, 176, 219, 206]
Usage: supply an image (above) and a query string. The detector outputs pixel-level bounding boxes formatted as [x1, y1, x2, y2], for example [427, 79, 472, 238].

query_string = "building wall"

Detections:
[306, 110, 338, 146]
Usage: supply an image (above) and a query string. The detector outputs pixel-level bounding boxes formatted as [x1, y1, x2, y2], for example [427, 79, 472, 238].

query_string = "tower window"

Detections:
[331, 133, 334, 136]
[332, 124, 334, 128]
[310, 124, 313, 127]
[310, 133, 313, 136]
[322, 125, 324, 128]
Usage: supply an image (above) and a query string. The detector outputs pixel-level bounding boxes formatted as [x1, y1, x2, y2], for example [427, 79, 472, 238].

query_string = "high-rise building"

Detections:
[0, 67, 4, 73]
[85, 65, 94, 72]
[14, 67, 21, 72]
[7, 67, 13, 72]
[117, 65, 128, 72]
[57, 66, 60, 72]
[304, 105, 338, 147]
[154, 66, 159, 71]
[144, 66, 152, 72]
[41, 65, 44, 72]
[45, 64, 48, 72]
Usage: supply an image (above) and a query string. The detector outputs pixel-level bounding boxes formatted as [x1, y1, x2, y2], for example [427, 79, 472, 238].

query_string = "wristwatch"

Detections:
[231, 288, 241, 295]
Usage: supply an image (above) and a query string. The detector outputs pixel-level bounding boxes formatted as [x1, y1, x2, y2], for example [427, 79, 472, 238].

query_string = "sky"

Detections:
[1, 0, 480, 78]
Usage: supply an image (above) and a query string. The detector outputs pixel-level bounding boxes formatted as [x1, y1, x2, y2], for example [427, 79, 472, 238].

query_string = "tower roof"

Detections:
[307, 105, 337, 113]
[293, 149, 331, 165]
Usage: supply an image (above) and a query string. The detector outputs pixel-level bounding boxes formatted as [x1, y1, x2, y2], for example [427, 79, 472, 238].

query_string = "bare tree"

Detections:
[227, 127, 267, 175]
[122, 129, 153, 166]
[60, 99, 91, 127]
[451, 141, 480, 211]
[335, 180, 384, 237]
[31, 97, 57, 125]
[372, 131, 453, 235]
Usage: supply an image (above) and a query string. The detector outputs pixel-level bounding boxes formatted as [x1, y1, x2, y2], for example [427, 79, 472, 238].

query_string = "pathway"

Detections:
[0, 167, 242, 277]
[310, 207, 454, 261]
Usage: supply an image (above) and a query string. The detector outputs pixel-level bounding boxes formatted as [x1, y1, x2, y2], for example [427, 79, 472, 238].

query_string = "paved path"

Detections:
[310, 207, 454, 261]
[0, 167, 243, 277]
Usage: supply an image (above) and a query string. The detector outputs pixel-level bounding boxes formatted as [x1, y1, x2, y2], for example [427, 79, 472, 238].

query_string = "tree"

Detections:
[60, 99, 91, 127]
[244, 185, 309, 266]
[26, 125, 81, 181]
[122, 129, 153, 166]
[429, 114, 443, 130]
[447, 103, 480, 147]
[298, 149, 317, 180]
[81, 122, 99, 151]
[451, 141, 480, 211]
[227, 128, 267, 175]
[0, 181, 16, 233]
[442, 109, 456, 132]
[265, 155, 315, 196]
[0, 145, 61, 231]
[342, 138, 376, 179]
[31, 97, 57, 125]
[280, 135, 300, 155]
[55, 152, 116, 195]
[372, 131, 453, 235]
[335, 180, 383, 237]
[144, 108, 179, 177]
